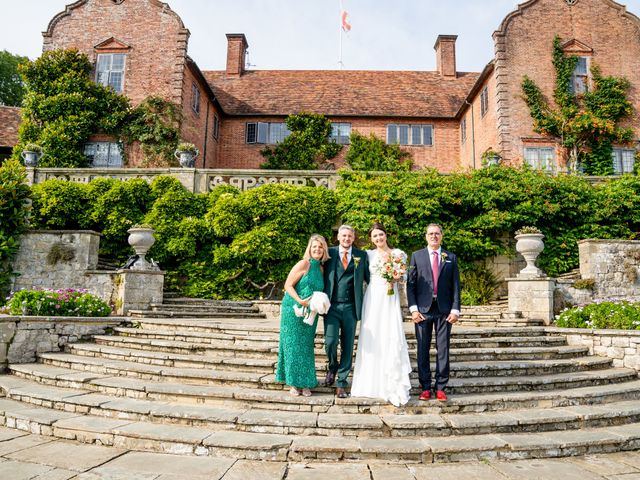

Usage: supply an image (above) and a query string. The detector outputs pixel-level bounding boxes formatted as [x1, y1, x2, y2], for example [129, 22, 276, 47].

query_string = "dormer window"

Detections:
[570, 56, 589, 95]
[96, 53, 126, 93]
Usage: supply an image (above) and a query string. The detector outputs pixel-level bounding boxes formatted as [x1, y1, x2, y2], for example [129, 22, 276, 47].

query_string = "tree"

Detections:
[0, 50, 29, 106]
[522, 36, 634, 175]
[14, 49, 131, 167]
[345, 131, 413, 171]
[260, 113, 342, 170]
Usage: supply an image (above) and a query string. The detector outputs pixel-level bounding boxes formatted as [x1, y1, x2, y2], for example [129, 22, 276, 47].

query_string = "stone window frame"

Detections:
[330, 122, 351, 145]
[245, 122, 290, 144]
[523, 146, 556, 173]
[84, 141, 123, 168]
[480, 87, 489, 118]
[191, 83, 201, 115]
[612, 148, 636, 175]
[95, 53, 126, 94]
[386, 124, 433, 146]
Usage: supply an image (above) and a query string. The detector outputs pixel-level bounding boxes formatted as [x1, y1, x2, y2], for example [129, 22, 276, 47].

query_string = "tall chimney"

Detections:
[434, 35, 457, 77]
[226, 33, 248, 77]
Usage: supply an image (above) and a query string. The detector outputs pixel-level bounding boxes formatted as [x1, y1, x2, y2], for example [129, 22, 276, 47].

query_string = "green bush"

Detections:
[8, 288, 111, 317]
[460, 264, 498, 305]
[555, 301, 640, 330]
[0, 160, 31, 301]
[345, 131, 413, 171]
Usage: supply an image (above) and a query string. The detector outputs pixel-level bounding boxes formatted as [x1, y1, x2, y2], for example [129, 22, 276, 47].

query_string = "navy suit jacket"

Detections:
[406, 248, 461, 315]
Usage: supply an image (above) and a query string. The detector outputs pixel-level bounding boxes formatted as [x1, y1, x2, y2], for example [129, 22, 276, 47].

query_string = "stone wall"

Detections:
[0, 316, 123, 372]
[11, 230, 164, 315]
[578, 239, 640, 301]
[550, 327, 640, 372]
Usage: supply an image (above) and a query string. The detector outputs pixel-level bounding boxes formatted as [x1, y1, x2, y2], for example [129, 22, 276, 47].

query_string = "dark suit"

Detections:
[323, 246, 370, 388]
[406, 248, 460, 392]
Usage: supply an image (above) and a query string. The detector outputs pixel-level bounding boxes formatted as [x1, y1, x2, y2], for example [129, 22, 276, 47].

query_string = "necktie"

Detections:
[432, 251, 439, 295]
[342, 251, 349, 269]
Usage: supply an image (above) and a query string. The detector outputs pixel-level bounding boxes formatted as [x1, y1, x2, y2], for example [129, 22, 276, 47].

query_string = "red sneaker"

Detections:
[436, 390, 448, 401]
[419, 390, 431, 401]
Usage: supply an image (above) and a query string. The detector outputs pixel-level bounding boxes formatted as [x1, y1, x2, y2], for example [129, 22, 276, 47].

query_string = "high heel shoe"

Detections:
[289, 386, 301, 396]
[302, 388, 312, 397]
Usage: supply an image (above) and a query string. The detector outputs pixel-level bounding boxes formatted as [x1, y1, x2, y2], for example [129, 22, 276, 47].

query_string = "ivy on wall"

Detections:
[522, 36, 634, 175]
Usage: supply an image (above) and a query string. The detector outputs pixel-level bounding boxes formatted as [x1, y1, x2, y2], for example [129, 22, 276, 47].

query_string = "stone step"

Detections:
[128, 310, 266, 319]
[23, 354, 640, 395]
[160, 298, 256, 307]
[66, 343, 612, 378]
[1, 394, 640, 462]
[4, 375, 640, 439]
[66, 337, 592, 371]
[101, 332, 570, 358]
[149, 303, 261, 314]
[8, 363, 640, 414]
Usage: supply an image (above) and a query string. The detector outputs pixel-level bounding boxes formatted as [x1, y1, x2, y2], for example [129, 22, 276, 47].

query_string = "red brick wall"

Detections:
[43, 0, 189, 107]
[215, 116, 461, 172]
[493, 0, 640, 164]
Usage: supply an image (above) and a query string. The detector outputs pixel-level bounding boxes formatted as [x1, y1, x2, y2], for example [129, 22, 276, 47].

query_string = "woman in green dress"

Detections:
[276, 234, 329, 396]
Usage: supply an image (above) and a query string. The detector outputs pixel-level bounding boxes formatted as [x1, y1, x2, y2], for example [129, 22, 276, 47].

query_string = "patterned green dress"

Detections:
[275, 258, 324, 388]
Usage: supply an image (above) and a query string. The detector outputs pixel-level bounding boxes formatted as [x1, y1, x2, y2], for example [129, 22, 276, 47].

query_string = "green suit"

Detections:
[323, 246, 370, 388]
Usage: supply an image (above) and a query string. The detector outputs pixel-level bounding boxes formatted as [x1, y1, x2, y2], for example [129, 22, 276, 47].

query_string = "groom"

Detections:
[323, 225, 370, 398]
[407, 223, 460, 401]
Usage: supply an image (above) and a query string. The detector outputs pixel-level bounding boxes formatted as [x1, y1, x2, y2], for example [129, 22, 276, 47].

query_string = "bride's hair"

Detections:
[368, 223, 392, 248]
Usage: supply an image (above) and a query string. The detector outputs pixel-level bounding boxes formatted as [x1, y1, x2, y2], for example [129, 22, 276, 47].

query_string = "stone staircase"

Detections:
[1, 300, 640, 463]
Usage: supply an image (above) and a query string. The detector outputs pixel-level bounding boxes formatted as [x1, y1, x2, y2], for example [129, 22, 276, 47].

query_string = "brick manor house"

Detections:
[1, 0, 639, 173]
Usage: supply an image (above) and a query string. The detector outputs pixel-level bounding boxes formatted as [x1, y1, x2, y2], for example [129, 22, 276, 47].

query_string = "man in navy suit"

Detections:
[406, 223, 461, 401]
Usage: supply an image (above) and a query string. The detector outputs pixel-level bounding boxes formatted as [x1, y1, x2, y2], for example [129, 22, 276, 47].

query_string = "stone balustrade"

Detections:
[27, 167, 339, 192]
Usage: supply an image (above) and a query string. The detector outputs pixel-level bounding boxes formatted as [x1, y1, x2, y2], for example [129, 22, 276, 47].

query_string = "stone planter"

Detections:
[127, 227, 156, 270]
[21, 150, 42, 167]
[174, 149, 198, 168]
[515, 233, 545, 278]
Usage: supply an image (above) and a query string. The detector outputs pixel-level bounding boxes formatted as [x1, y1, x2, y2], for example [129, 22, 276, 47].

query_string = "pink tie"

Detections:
[432, 251, 439, 295]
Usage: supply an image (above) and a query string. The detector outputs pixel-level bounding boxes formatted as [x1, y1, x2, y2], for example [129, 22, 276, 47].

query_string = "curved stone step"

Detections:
[66, 343, 612, 378]
[129, 310, 266, 319]
[10, 361, 640, 411]
[1, 394, 640, 463]
[3, 375, 640, 439]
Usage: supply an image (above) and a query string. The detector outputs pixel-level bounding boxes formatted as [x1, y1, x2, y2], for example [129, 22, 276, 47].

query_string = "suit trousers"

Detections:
[414, 302, 452, 392]
[323, 302, 357, 388]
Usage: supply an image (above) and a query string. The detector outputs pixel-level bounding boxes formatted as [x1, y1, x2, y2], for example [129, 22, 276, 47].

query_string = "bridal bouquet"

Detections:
[376, 249, 408, 295]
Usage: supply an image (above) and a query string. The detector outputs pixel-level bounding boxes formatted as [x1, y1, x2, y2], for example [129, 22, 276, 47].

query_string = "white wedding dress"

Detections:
[351, 249, 412, 406]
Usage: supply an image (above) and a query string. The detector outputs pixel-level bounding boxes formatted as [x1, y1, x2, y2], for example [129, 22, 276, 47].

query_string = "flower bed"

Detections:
[555, 300, 640, 330]
[6, 288, 112, 317]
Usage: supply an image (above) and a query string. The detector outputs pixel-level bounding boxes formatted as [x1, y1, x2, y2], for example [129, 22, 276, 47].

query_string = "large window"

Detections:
[330, 123, 351, 144]
[191, 83, 200, 114]
[96, 53, 125, 93]
[570, 57, 589, 95]
[246, 122, 290, 144]
[480, 87, 489, 117]
[386, 124, 433, 146]
[612, 148, 635, 174]
[84, 142, 123, 168]
[524, 147, 555, 172]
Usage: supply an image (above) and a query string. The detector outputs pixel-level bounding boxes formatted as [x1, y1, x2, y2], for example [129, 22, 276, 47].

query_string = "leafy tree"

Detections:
[345, 131, 413, 171]
[14, 49, 130, 167]
[260, 113, 342, 170]
[522, 36, 634, 175]
[0, 50, 29, 106]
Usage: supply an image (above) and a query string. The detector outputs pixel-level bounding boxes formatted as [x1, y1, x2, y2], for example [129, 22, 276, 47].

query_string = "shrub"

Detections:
[0, 160, 31, 301]
[7, 288, 111, 317]
[460, 264, 498, 305]
[345, 131, 413, 171]
[555, 301, 640, 330]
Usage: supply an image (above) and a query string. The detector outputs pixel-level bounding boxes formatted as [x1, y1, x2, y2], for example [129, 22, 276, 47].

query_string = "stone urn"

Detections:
[515, 233, 545, 278]
[127, 227, 156, 270]
[174, 147, 198, 168]
[21, 149, 42, 167]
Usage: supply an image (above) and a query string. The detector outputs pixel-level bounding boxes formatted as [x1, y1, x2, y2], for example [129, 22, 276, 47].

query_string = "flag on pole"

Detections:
[341, 9, 351, 32]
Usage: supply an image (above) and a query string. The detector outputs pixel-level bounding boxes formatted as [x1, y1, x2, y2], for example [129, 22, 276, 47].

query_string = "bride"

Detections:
[350, 223, 412, 406]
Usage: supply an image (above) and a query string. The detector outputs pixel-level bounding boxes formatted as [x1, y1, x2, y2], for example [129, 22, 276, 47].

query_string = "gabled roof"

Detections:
[0, 107, 21, 148]
[204, 70, 480, 118]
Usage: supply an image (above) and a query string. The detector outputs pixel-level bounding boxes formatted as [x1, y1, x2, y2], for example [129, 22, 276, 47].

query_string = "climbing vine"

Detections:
[522, 36, 634, 175]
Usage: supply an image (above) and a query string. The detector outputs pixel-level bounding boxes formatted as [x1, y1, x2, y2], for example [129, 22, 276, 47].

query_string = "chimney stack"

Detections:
[226, 33, 248, 77]
[434, 35, 457, 77]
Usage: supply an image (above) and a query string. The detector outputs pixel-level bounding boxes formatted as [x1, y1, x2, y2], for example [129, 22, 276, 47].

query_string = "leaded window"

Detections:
[96, 53, 125, 93]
